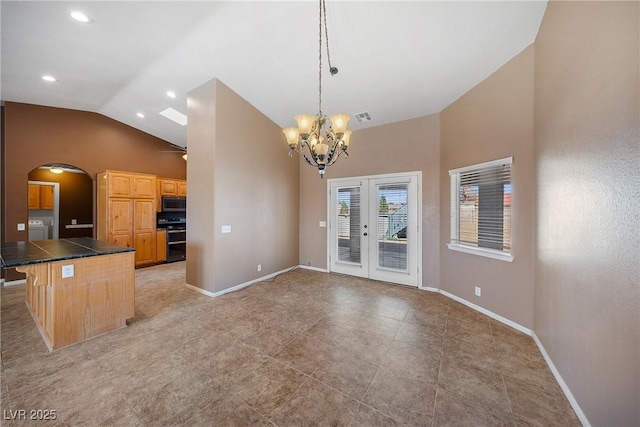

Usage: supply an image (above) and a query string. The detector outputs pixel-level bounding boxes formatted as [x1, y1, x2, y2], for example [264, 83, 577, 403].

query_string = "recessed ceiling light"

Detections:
[159, 108, 188, 126]
[70, 11, 91, 23]
[42, 75, 57, 82]
[136, 113, 145, 118]
[166, 91, 176, 99]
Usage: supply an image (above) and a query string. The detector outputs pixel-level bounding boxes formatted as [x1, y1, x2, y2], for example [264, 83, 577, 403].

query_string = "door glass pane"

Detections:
[377, 184, 408, 271]
[337, 187, 361, 263]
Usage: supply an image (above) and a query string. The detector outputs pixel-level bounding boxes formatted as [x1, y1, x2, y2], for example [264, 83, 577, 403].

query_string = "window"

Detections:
[448, 157, 513, 262]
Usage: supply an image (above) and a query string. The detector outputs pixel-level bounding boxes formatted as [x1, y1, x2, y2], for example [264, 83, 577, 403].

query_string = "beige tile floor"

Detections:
[1, 262, 580, 426]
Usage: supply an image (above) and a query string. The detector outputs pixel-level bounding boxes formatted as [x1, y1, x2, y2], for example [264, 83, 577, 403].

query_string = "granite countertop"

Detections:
[1, 238, 135, 268]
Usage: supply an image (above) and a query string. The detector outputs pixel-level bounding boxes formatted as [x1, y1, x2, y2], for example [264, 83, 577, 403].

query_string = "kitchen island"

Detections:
[1, 238, 135, 351]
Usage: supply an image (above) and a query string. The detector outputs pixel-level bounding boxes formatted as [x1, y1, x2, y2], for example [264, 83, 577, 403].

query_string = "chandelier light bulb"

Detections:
[329, 113, 350, 135]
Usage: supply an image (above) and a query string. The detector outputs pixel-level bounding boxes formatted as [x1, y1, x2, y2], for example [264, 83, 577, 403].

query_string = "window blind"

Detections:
[450, 158, 512, 253]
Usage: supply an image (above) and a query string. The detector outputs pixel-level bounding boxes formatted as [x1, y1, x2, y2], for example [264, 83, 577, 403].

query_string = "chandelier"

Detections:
[282, 0, 352, 178]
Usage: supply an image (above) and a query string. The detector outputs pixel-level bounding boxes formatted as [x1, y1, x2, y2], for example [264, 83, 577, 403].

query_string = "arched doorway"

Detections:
[27, 164, 93, 240]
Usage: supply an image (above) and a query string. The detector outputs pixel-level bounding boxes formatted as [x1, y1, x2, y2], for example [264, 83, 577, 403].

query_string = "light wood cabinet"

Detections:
[108, 198, 133, 249]
[28, 184, 54, 210]
[133, 199, 156, 266]
[177, 180, 187, 196]
[97, 170, 158, 267]
[133, 175, 156, 199]
[156, 178, 187, 211]
[159, 179, 178, 196]
[28, 184, 40, 209]
[156, 230, 167, 262]
[40, 185, 54, 209]
[107, 172, 133, 198]
[17, 251, 135, 351]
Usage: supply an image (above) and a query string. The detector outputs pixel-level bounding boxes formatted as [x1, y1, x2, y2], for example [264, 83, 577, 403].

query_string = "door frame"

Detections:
[28, 180, 61, 239]
[326, 171, 422, 287]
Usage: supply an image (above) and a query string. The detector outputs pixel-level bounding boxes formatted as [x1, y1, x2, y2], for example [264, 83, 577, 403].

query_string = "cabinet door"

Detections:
[108, 198, 133, 247]
[135, 231, 156, 266]
[177, 180, 187, 196]
[111, 233, 133, 249]
[156, 230, 167, 262]
[159, 179, 178, 196]
[133, 176, 156, 199]
[28, 184, 40, 209]
[108, 172, 132, 198]
[40, 185, 54, 210]
[134, 199, 155, 233]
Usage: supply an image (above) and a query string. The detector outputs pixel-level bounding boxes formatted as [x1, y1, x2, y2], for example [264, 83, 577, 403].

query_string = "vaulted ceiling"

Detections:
[1, 1, 547, 148]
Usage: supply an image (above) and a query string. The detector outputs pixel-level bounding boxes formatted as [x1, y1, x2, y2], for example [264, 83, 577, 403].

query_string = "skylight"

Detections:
[159, 108, 187, 126]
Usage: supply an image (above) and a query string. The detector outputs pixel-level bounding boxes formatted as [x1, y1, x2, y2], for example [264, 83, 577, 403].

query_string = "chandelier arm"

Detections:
[326, 151, 343, 167]
[301, 151, 317, 167]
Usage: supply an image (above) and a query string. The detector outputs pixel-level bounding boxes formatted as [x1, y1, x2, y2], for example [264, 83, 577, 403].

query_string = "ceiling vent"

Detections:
[354, 111, 372, 123]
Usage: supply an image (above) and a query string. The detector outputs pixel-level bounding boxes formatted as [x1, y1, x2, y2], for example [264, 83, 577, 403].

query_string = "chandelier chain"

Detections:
[322, 0, 333, 76]
[318, 0, 323, 115]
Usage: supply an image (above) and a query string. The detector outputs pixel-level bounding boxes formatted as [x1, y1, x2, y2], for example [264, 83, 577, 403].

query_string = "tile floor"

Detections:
[1, 262, 580, 426]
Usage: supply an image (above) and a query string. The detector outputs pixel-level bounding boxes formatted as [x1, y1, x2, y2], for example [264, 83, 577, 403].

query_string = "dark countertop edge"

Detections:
[1, 250, 135, 269]
[1, 239, 135, 269]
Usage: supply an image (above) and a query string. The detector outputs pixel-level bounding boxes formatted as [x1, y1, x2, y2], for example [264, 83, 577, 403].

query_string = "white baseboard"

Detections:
[298, 265, 329, 273]
[439, 289, 532, 336]
[184, 266, 297, 298]
[418, 284, 440, 292]
[184, 283, 217, 297]
[533, 333, 591, 427]
[2, 279, 26, 287]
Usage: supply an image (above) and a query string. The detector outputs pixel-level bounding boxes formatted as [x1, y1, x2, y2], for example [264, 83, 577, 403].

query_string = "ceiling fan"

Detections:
[159, 144, 187, 160]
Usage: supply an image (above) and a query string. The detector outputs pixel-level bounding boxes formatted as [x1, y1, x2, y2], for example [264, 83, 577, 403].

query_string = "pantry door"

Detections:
[329, 173, 420, 287]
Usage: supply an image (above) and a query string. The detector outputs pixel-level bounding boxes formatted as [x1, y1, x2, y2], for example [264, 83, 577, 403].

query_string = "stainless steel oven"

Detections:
[166, 226, 186, 262]
[157, 214, 186, 263]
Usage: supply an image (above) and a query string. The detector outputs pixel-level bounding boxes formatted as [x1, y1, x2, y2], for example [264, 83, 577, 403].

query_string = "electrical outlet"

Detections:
[257, 264, 262, 272]
[17, 223, 25, 231]
[475, 286, 481, 297]
[62, 265, 74, 278]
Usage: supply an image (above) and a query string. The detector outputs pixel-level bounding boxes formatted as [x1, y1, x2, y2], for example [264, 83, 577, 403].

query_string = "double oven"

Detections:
[157, 196, 186, 263]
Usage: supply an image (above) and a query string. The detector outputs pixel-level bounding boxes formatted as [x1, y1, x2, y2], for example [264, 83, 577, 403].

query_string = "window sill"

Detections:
[447, 243, 514, 262]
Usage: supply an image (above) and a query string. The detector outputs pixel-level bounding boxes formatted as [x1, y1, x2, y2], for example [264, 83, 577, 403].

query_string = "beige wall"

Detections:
[298, 114, 441, 287]
[534, 2, 639, 425]
[186, 79, 299, 294]
[440, 46, 536, 329]
[186, 80, 217, 292]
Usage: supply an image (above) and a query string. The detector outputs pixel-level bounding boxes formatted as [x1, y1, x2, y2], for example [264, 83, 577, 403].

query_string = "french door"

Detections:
[328, 173, 420, 287]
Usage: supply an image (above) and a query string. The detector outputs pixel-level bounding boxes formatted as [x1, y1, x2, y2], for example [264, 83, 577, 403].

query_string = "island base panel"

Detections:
[17, 252, 135, 351]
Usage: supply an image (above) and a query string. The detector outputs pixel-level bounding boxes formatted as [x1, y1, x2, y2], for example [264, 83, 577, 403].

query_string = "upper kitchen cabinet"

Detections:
[28, 184, 40, 209]
[39, 185, 54, 209]
[158, 179, 178, 196]
[106, 171, 133, 198]
[133, 175, 156, 199]
[177, 180, 187, 196]
[104, 171, 156, 199]
[156, 178, 187, 211]
[158, 178, 187, 197]
[28, 184, 54, 210]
